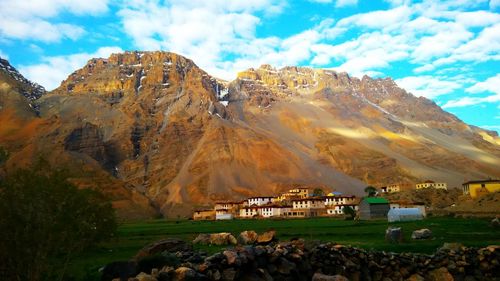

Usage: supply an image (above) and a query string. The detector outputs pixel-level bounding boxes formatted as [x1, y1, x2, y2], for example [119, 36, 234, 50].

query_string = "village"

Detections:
[193, 179, 500, 221]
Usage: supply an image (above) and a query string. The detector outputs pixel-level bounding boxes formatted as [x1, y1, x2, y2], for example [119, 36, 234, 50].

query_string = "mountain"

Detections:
[1, 51, 499, 219]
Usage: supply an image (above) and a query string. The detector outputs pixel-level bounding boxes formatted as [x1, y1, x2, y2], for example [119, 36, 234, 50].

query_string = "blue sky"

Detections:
[0, 0, 499, 132]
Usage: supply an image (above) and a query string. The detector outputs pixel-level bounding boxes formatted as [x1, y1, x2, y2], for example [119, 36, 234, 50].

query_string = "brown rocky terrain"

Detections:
[1, 51, 499, 219]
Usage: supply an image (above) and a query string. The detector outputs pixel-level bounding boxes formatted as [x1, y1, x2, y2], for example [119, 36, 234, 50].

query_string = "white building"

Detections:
[389, 200, 427, 217]
[247, 197, 274, 206]
[416, 181, 447, 190]
[292, 198, 325, 209]
[239, 206, 259, 218]
[325, 195, 356, 206]
[260, 206, 292, 218]
[326, 204, 359, 216]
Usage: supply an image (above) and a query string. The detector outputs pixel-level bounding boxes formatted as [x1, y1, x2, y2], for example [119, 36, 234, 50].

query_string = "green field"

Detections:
[70, 217, 500, 280]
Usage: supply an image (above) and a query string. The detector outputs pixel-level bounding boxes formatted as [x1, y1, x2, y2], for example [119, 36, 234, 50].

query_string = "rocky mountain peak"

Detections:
[54, 51, 215, 97]
[0, 57, 46, 102]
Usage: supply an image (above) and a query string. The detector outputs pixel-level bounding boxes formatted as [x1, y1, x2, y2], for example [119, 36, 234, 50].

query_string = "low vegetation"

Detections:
[69, 216, 499, 280]
[0, 164, 117, 281]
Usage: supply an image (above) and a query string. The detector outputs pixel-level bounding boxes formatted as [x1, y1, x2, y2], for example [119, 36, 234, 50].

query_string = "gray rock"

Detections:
[210, 233, 237, 246]
[312, 273, 349, 281]
[223, 250, 240, 266]
[385, 227, 403, 243]
[411, 228, 432, 240]
[257, 230, 276, 244]
[193, 234, 211, 245]
[135, 238, 191, 260]
[237, 230, 258, 245]
[490, 217, 499, 227]
[173, 267, 197, 281]
[221, 268, 237, 281]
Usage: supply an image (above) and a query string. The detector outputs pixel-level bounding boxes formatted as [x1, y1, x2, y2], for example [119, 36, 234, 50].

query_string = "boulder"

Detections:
[439, 243, 464, 252]
[210, 233, 237, 246]
[490, 217, 499, 228]
[237, 230, 258, 245]
[173, 267, 197, 281]
[223, 250, 240, 265]
[411, 229, 432, 240]
[427, 267, 454, 281]
[100, 261, 138, 281]
[385, 227, 403, 243]
[406, 274, 424, 281]
[136, 272, 157, 281]
[257, 230, 276, 244]
[135, 238, 191, 260]
[193, 234, 211, 245]
[312, 273, 349, 281]
[221, 268, 237, 281]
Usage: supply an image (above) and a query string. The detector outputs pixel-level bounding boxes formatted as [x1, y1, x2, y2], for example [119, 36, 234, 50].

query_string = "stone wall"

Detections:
[103, 237, 499, 281]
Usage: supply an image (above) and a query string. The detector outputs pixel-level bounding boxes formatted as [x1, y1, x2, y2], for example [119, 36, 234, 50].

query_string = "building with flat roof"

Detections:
[359, 197, 390, 220]
[462, 179, 500, 198]
[416, 180, 447, 190]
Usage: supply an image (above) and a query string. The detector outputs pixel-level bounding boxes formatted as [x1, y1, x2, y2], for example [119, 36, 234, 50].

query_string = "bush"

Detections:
[0, 165, 117, 281]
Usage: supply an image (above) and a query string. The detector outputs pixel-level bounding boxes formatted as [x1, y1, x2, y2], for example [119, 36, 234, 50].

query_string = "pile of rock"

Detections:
[192, 231, 276, 246]
[103, 232, 500, 281]
[309, 243, 499, 280]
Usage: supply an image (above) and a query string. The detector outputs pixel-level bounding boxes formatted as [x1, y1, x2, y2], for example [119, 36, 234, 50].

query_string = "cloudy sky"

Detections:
[0, 0, 499, 132]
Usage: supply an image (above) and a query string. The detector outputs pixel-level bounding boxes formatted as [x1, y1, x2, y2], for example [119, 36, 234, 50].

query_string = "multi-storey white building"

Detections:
[239, 206, 259, 218]
[247, 196, 274, 206]
[260, 205, 292, 218]
[292, 198, 325, 209]
[326, 204, 359, 215]
[324, 195, 356, 206]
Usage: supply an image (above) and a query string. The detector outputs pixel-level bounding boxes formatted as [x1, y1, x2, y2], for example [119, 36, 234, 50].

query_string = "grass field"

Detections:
[69, 216, 500, 280]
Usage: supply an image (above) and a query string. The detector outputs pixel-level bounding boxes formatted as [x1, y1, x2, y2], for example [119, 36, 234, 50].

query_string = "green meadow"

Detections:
[70, 217, 500, 280]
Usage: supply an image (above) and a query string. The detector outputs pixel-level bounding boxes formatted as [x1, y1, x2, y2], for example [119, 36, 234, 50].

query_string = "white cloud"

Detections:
[335, 0, 358, 8]
[455, 11, 500, 27]
[308, 0, 333, 3]
[337, 6, 413, 30]
[443, 74, 500, 108]
[0, 0, 109, 42]
[117, 0, 292, 80]
[466, 73, 500, 95]
[18, 46, 123, 90]
[395, 76, 462, 99]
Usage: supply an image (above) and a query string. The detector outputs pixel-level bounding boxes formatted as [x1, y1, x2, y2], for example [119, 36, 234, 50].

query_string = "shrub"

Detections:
[0, 165, 117, 281]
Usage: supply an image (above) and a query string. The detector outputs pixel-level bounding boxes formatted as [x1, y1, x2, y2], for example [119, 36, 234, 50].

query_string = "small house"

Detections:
[384, 183, 412, 193]
[359, 197, 390, 220]
[387, 208, 423, 222]
[416, 180, 447, 190]
[462, 179, 500, 198]
[390, 200, 426, 217]
[193, 209, 215, 220]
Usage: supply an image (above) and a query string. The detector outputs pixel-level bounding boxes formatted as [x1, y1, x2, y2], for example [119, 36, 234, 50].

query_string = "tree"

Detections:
[364, 186, 377, 197]
[312, 188, 325, 197]
[342, 206, 356, 220]
[0, 166, 117, 281]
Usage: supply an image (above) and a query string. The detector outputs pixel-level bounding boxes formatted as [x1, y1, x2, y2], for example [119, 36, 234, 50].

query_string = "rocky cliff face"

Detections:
[1, 51, 499, 219]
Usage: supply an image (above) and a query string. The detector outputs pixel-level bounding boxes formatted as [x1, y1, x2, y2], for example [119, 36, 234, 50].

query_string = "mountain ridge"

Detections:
[1, 51, 499, 219]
